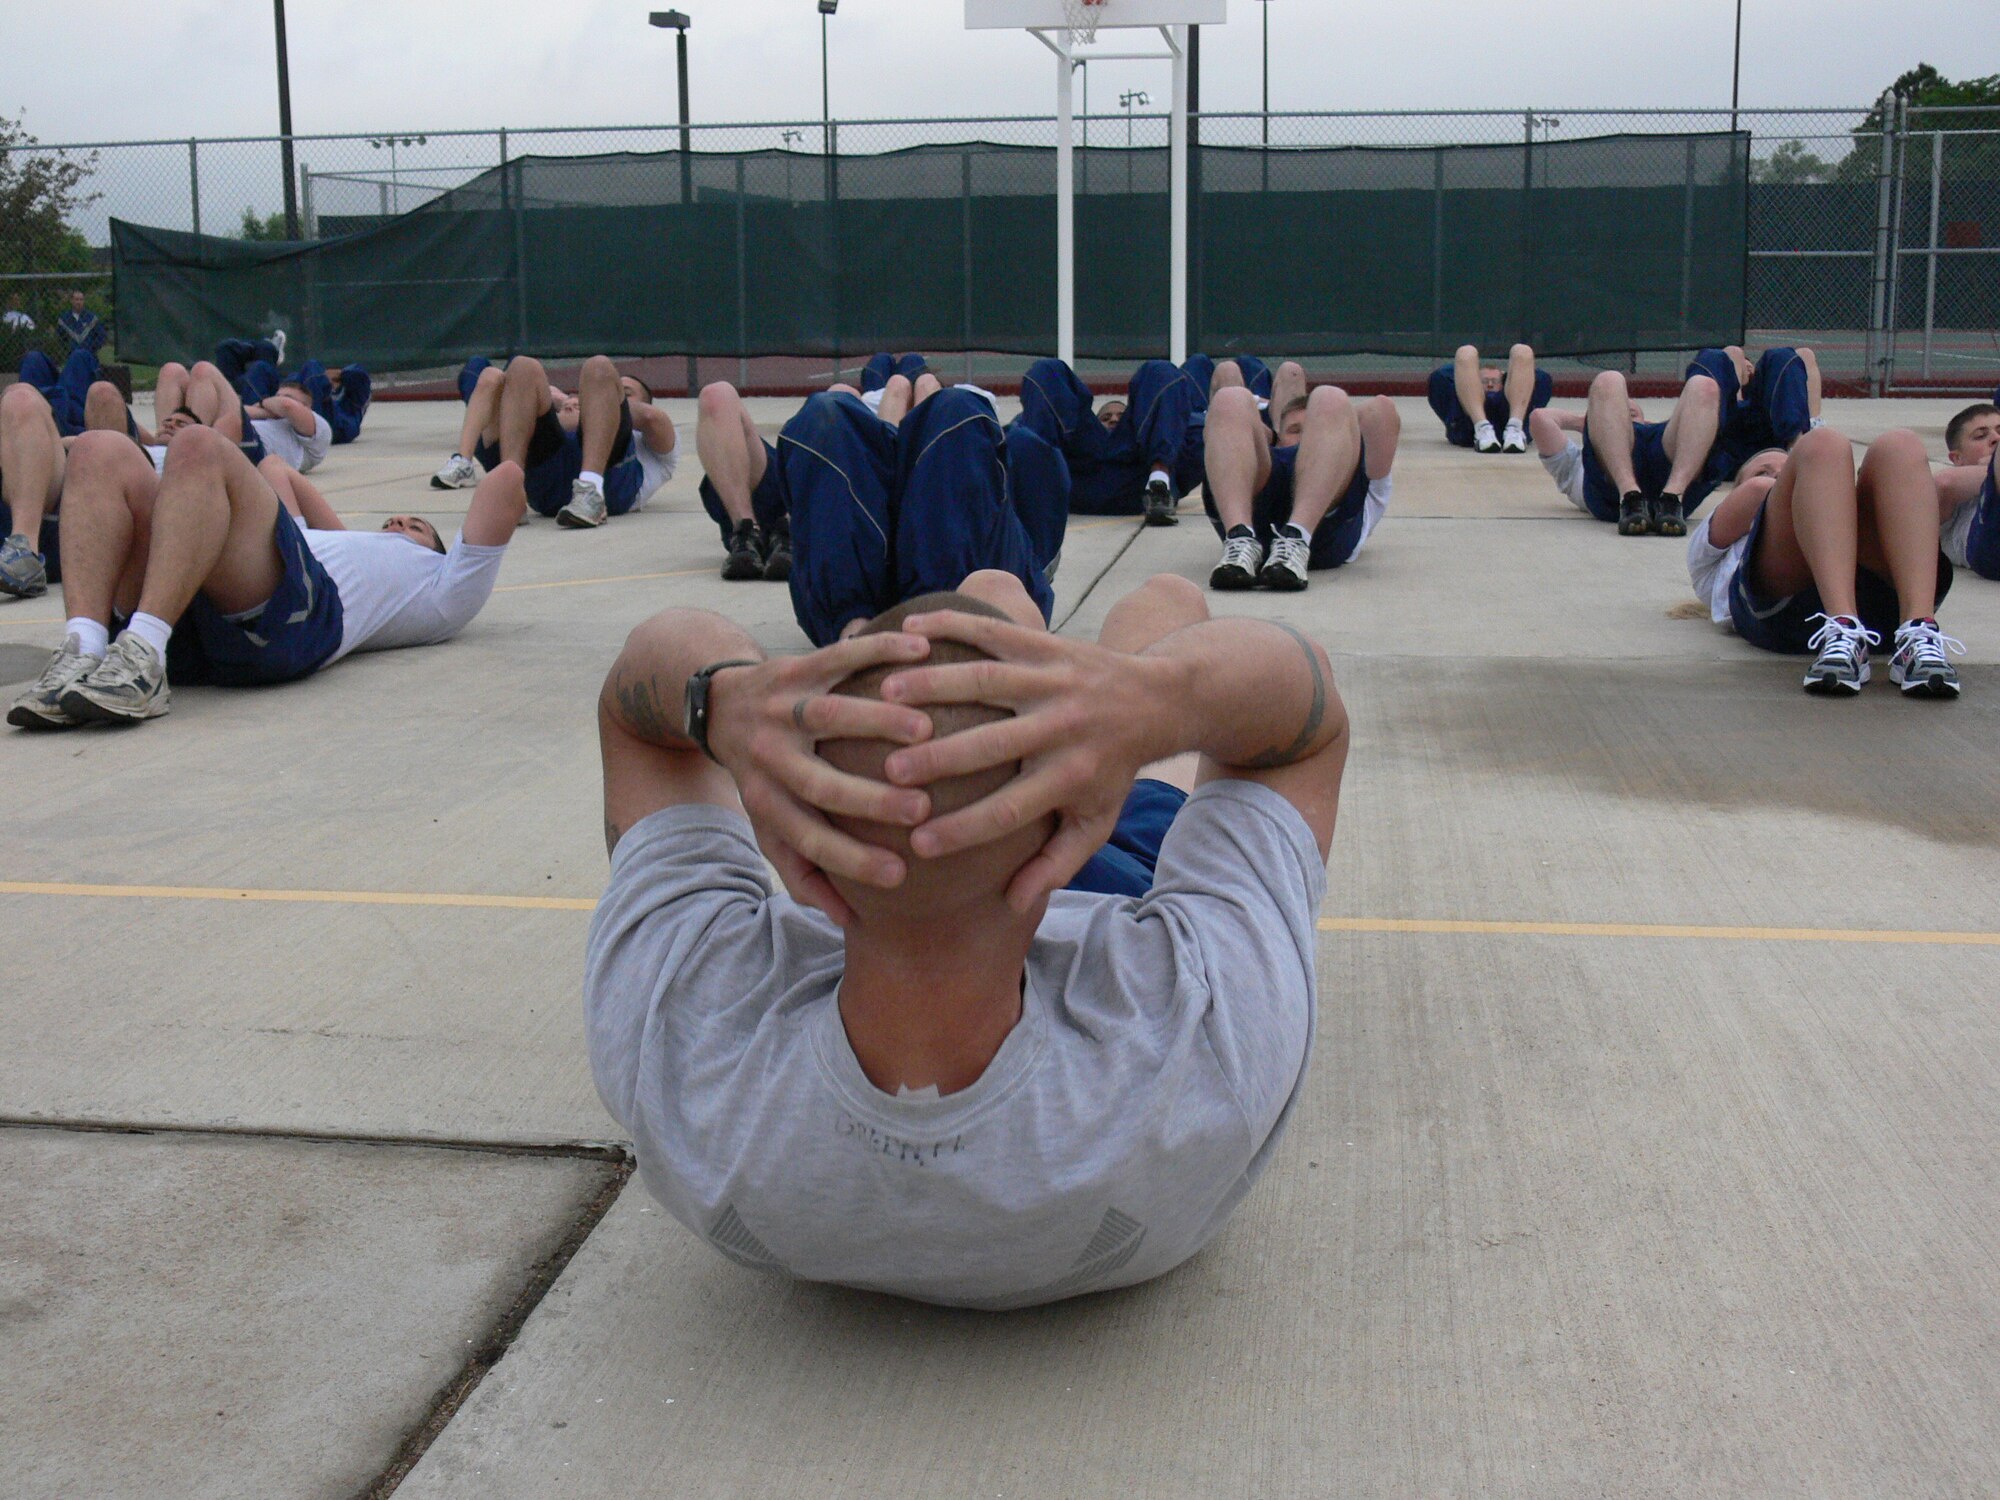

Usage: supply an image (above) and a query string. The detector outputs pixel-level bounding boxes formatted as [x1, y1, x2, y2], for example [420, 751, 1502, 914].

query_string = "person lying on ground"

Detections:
[1427, 342, 1550, 454]
[777, 385, 1069, 645]
[1934, 401, 2000, 582]
[433, 356, 676, 530]
[7, 430, 524, 730]
[1203, 383, 1398, 593]
[1684, 427, 1963, 698]
[586, 565, 1347, 1308]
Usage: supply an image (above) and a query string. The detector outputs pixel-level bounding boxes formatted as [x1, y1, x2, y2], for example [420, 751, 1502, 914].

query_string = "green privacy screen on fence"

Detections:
[113, 132, 1749, 371]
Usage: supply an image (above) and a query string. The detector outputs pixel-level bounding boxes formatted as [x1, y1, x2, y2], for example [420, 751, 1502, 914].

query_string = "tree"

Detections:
[1751, 139, 1833, 184]
[238, 207, 292, 241]
[0, 112, 100, 280]
[1837, 65, 2000, 182]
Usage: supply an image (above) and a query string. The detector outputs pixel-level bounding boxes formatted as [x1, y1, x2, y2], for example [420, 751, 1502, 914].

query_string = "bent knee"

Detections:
[1210, 385, 1261, 420]
[504, 355, 547, 382]
[956, 569, 1042, 628]
[1866, 428, 1927, 466]
[1139, 571, 1207, 617]
[1307, 384, 1352, 415]
[1455, 344, 1480, 363]
[697, 381, 741, 418]
[1794, 424, 1853, 463]
[580, 354, 618, 378]
[1590, 369, 1627, 398]
[1510, 342, 1535, 361]
[0, 381, 49, 419]
[165, 422, 235, 467]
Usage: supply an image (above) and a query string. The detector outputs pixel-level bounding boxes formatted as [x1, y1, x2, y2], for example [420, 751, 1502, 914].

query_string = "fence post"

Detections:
[962, 150, 975, 369]
[188, 139, 201, 236]
[1677, 136, 1698, 339]
[1922, 125, 1942, 380]
[511, 158, 529, 352]
[1519, 110, 1534, 353]
[1865, 90, 1895, 396]
[300, 163, 314, 238]
[735, 155, 748, 389]
[1882, 95, 1909, 392]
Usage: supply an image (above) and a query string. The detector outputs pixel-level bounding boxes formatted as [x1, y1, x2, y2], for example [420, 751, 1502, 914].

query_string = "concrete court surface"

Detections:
[2, 389, 1997, 1498]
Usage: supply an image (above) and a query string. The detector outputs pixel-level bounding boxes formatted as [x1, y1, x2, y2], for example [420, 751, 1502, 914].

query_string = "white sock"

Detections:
[1148, 468, 1170, 488]
[578, 470, 604, 491]
[123, 612, 173, 660]
[67, 618, 108, 658]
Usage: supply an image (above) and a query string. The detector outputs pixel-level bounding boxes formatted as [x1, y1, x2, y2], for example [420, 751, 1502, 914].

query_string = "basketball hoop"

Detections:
[1061, 0, 1105, 44]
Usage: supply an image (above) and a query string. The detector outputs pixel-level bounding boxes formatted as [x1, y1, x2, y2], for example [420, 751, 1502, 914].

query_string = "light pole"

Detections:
[650, 12, 696, 394]
[1730, 0, 1744, 135]
[1120, 90, 1149, 196]
[1257, 0, 1272, 148]
[368, 135, 426, 214]
[273, 0, 299, 238]
[819, 0, 840, 377]
[819, 0, 838, 158]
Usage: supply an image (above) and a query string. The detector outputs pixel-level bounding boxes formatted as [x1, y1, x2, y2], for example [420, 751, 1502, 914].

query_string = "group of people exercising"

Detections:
[4, 332, 1994, 1311]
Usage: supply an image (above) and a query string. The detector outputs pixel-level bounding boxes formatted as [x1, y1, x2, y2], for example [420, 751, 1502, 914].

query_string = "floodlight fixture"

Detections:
[819, 0, 839, 14]
[649, 9, 690, 27]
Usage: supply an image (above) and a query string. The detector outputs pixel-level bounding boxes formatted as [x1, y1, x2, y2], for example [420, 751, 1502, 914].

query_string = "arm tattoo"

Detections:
[612, 670, 676, 744]
[1242, 621, 1327, 769]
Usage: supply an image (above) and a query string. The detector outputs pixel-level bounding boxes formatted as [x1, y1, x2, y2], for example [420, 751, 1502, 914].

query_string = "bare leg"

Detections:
[459, 364, 506, 458]
[628, 402, 677, 462]
[1358, 395, 1400, 481]
[695, 382, 767, 526]
[1662, 373, 1721, 493]
[136, 427, 286, 623]
[1855, 430, 1940, 621]
[1504, 343, 1536, 424]
[154, 362, 190, 417]
[184, 362, 244, 441]
[1286, 386, 1363, 535]
[85, 381, 130, 434]
[1269, 361, 1307, 416]
[1586, 370, 1641, 494]
[1208, 360, 1246, 397]
[1453, 344, 1486, 425]
[55, 431, 161, 623]
[911, 372, 942, 409]
[1201, 386, 1273, 532]
[875, 373, 915, 425]
[1722, 345, 1752, 385]
[1747, 426, 1859, 617]
[955, 569, 1046, 630]
[1098, 573, 1208, 790]
[0, 383, 65, 541]
[576, 355, 624, 475]
[498, 356, 553, 469]
[1800, 346, 1823, 418]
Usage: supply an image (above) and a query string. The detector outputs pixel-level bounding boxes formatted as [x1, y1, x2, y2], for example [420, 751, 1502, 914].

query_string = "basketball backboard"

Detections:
[964, 0, 1225, 30]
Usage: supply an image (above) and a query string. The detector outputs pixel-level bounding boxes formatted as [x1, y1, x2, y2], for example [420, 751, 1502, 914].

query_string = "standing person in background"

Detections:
[56, 291, 108, 359]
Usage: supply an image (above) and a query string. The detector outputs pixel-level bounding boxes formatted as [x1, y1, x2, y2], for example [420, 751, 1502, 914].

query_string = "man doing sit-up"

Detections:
[1935, 401, 1999, 581]
[587, 561, 1347, 1308]
[8, 428, 525, 730]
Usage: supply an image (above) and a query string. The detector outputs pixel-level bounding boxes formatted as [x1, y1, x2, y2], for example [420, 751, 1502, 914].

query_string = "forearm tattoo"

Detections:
[1243, 621, 1328, 769]
[612, 669, 675, 744]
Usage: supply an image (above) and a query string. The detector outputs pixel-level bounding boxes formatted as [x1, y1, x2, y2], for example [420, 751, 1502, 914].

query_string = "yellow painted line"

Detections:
[0, 880, 594, 912]
[1318, 916, 2000, 948]
[495, 566, 709, 593]
[0, 616, 62, 627]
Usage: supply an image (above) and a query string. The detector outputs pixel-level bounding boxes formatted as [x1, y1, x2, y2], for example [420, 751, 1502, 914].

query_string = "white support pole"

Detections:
[1165, 24, 1188, 364]
[1055, 36, 1076, 367]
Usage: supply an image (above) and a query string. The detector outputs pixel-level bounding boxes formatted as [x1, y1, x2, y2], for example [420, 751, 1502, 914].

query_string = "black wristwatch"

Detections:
[683, 659, 760, 762]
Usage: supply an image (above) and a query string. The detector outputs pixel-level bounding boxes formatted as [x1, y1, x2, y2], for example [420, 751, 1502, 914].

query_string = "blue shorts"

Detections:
[1426, 366, 1552, 447]
[1962, 470, 2000, 581]
[0, 501, 60, 583]
[478, 405, 638, 516]
[1727, 500, 1954, 654]
[1204, 440, 1373, 569]
[1579, 419, 1672, 522]
[1066, 779, 1188, 898]
[697, 438, 787, 546]
[165, 507, 345, 686]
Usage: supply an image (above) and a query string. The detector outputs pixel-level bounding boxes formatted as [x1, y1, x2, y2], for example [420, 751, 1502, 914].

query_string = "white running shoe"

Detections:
[1259, 522, 1312, 591]
[1889, 618, 1965, 699]
[57, 633, 171, 724]
[431, 453, 478, 490]
[7, 634, 99, 730]
[269, 328, 287, 366]
[557, 476, 608, 528]
[1209, 526, 1264, 590]
[1501, 421, 1528, 453]
[1473, 420, 1501, 454]
[1801, 613, 1878, 696]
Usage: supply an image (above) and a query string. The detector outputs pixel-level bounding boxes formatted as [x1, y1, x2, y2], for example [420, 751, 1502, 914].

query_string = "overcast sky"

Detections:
[12, 0, 1992, 146]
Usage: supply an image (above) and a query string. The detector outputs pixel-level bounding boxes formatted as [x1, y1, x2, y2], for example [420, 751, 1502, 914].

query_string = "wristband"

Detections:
[682, 659, 760, 762]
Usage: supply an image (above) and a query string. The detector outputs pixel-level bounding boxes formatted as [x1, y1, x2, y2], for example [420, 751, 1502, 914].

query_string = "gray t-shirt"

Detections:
[585, 779, 1325, 1310]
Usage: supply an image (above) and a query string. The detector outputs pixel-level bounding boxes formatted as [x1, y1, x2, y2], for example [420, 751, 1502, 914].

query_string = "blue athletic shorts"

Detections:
[165, 506, 345, 686]
[1727, 499, 1954, 654]
[477, 404, 636, 516]
[1204, 439, 1373, 569]
[1964, 470, 2000, 580]
[1579, 419, 1672, 522]
[1426, 366, 1552, 447]
[1066, 779, 1188, 898]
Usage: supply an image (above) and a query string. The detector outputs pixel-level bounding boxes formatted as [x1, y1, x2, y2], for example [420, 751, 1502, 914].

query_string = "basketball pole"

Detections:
[1166, 23, 1187, 364]
[1055, 35, 1076, 365]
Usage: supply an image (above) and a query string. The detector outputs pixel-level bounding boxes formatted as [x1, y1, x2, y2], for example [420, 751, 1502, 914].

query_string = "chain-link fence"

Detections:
[5, 107, 1996, 392]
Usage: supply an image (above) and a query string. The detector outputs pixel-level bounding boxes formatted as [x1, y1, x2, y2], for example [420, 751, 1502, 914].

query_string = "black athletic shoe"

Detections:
[1651, 492, 1687, 537]
[1143, 477, 1179, 526]
[761, 524, 793, 583]
[722, 519, 764, 581]
[1617, 491, 1651, 536]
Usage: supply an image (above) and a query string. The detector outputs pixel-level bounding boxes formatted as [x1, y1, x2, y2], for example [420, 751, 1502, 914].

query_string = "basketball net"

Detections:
[1061, 0, 1105, 45]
